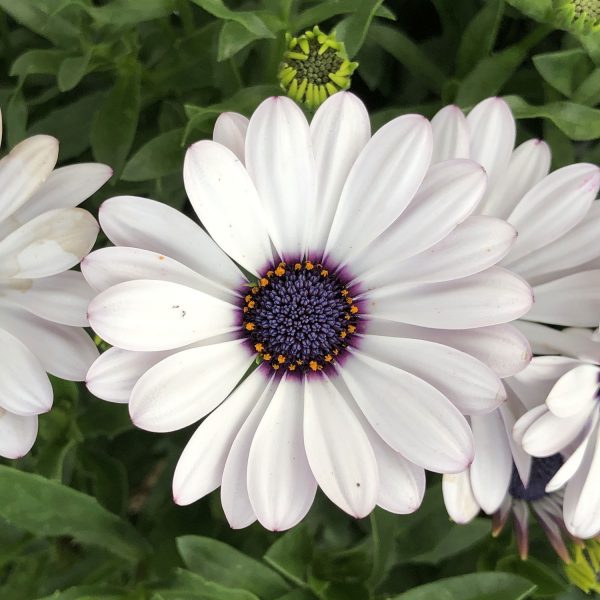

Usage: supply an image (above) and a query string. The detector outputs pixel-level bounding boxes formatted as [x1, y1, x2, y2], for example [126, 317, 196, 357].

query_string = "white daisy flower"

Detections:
[84, 93, 532, 531]
[0, 109, 110, 459]
[435, 97, 600, 526]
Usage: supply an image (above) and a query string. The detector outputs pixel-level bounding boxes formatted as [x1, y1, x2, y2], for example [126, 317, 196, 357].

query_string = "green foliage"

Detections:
[0, 0, 598, 598]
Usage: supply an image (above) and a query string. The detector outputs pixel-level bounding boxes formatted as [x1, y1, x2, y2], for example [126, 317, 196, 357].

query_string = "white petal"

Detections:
[183, 141, 272, 275]
[430, 105, 470, 164]
[0, 328, 52, 415]
[0, 411, 38, 459]
[129, 339, 251, 432]
[87, 280, 238, 351]
[325, 114, 432, 265]
[245, 97, 315, 259]
[213, 112, 248, 162]
[526, 270, 600, 327]
[99, 196, 243, 290]
[467, 97, 515, 189]
[546, 431, 592, 493]
[478, 139, 551, 219]
[0, 135, 58, 222]
[499, 397, 532, 486]
[360, 216, 516, 290]
[82, 246, 235, 303]
[503, 164, 600, 265]
[512, 405, 547, 448]
[0, 208, 98, 279]
[564, 426, 600, 538]
[308, 92, 371, 251]
[248, 376, 317, 531]
[338, 349, 473, 473]
[364, 320, 532, 378]
[470, 411, 513, 514]
[173, 368, 267, 506]
[86, 347, 171, 403]
[546, 365, 599, 418]
[0, 300, 98, 380]
[2, 271, 94, 326]
[221, 378, 276, 529]
[442, 471, 481, 524]
[514, 320, 600, 362]
[350, 159, 486, 278]
[358, 334, 505, 415]
[304, 374, 378, 518]
[365, 266, 532, 329]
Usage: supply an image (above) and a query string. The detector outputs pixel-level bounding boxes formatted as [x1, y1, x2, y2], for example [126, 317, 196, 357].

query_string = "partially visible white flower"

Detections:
[84, 93, 533, 531]
[0, 109, 110, 459]
[434, 97, 600, 525]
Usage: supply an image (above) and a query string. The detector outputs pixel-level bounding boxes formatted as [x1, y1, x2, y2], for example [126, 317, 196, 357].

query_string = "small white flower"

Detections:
[84, 93, 532, 531]
[434, 97, 600, 526]
[0, 109, 110, 459]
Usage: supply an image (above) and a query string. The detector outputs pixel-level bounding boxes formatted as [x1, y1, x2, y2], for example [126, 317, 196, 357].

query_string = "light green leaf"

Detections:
[504, 0, 553, 22]
[188, 0, 274, 38]
[264, 524, 312, 586]
[504, 95, 600, 140]
[390, 572, 537, 600]
[533, 48, 592, 97]
[57, 49, 92, 92]
[336, 0, 384, 58]
[572, 68, 600, 105]
[155, 568, 260, 599]
[177, 536, 290, 600]
[0, 466, 149, 562]
[217, 21, 262, 61]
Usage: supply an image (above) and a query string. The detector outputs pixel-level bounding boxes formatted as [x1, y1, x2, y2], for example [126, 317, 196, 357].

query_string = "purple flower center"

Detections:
[509, 454, 564, 502]
[241, 260, 359, 374]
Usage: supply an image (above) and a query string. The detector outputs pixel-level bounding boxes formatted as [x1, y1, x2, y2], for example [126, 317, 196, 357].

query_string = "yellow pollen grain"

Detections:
[344, 314, 351, 320]
[341, 289, 349, 297]
[263, 353, 272, 361]
[245, 295, 252, 302]
[266, 270, 274, 277]
[288, 364, 296, 371]
[272, 364, 280, 370]
[350, 305, 359, 314]
[247, 300, 255, 309]
[297, 359, 304, 365]
[245, 322, 255, 331]
[252, 286, 259, 294]
[346, 297, 353, 304]
[254, 343, 264, 352]
[305, 261, 314, 270]
[294, 263, 302, 270]
[260, 278, 269, 287]
[333, 349, 339, 356]
[320, 269, 328, 277]
[347, 325, 356, 334]
[277, 354, 286, 364]
[324, 354, 333, 362]
[309, 360, 319, 371]
[243, 307, 249, 313]
[275, 266, 286, 276]
[340, 330, 347, 338]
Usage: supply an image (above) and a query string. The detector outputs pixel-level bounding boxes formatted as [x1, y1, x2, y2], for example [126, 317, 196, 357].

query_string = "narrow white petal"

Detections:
[365, 266, 532, 329]
[546, 365, 600, 418]
[430, 105, 470, 163]
[99, 196, 243, 290]
[325, 114, 432, 264]
[526, 270, 600, 327]
[0, 208, 98, 279]
[499, 398, 532, 486]
[82, 246, 235, 303]
[247, 376, 317, 531]
[0, 300, 98, 380]
[470, 411, 513, 514]
[129, 339, 251, 432]
[0, 411, 38, 459]
[546, 432, 592, 492]
[245, 97, 316, 259]
[350, 160, 486, 278]
[213, 112, 248, 162]
[173, 368, 267, 506]
[512, 405, 547, 448]
[0, 135, 58, 222]
[221, 377, 276, 529]
[87, 280, 238, 351]
[442, 471, 481, 524]
[338, 349, 474, 473]
[467, 97, 515, 189]
[478, 139, 551, 219]
[3, 271, 94, 326]
[308, 92, 371, 251]
[304, 374, 378, 518]
[0, 328, 52, 415]
[359, 334, 505, 415]
[183, 141, 272, 275]
[504, 164, 600, 265]
[86, 347, 171, 403]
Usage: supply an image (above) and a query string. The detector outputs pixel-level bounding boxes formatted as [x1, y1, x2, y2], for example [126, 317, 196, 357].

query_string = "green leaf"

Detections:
[34, 584, 125, 600]
[367, 508, 398, 588]
[368, 23, 446, 93]
[86, 0, 177, 27]
[390, 572, 537, 600]
[292, 1, 395, 32]
[217, 21, 262, 61]
[456, 0, 504, 77]
[496, 555, 567, 597]
[5, 88, 27, 147]
[0, 465, 149, 562]
[10, 49, 66, 79]
[57, 49, 92, 92]
[504, 0, 553, 22]
[532, 49, 592, 97]
[504, 95, 600, 140]
[177, 536, 290, 600]
[188, 0, 274, 38]
[572, 68, 600, 105]
[336, 0, 384, 58]
[264, 524, 313, 586]
[91, 63, 141, 178]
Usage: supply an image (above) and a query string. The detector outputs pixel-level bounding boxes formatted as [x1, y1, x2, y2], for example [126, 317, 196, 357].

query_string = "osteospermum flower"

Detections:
[0, 110, 110, 458]
[84, 93, 533, 531]
[434, 97, 600, 525]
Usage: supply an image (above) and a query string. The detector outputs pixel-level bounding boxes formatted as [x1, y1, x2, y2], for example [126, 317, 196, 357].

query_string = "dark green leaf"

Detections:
[10, 49, 66, 79]
[57, 49, 92, 92]
[5, 88, 27, 147]
[86, 0, 177, 27]
[264, 524, 313, 586]
[367, 508, 397, 588]
[217, 21, 262, 61]
[496, 555, 567, 597]
[336, 0, 384, 58]
[188, 0, 274, 38]
[572, 68, 600, 105]
[34, 584, 125, 600]
[533, 49, 592, 97]
[504, 0, 553, 22]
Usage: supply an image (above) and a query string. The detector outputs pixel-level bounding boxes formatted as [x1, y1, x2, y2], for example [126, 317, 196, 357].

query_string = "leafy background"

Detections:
[0, 0, 598, 598]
